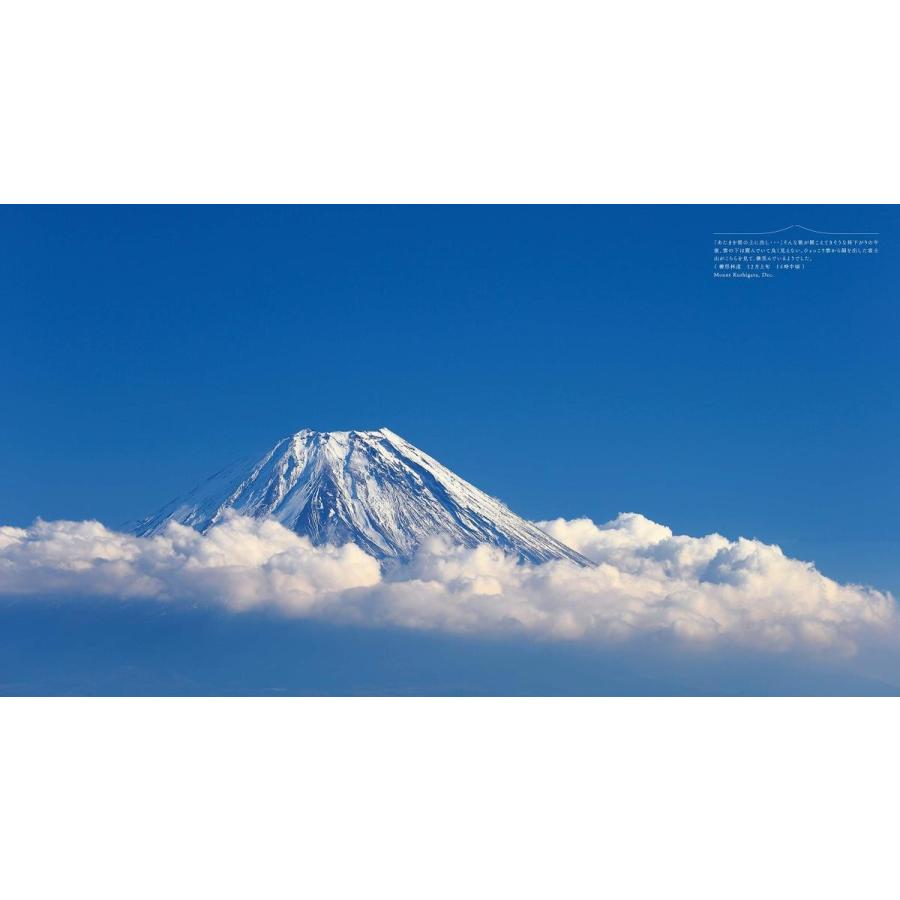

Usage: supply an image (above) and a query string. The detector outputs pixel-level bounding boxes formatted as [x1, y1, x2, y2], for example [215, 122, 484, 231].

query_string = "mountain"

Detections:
[134, 428, 593, 566]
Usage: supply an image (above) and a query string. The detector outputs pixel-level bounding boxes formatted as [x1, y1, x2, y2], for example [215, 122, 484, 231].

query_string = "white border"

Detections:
[1, 699, 898, 899]
[0, 1, 896, 202]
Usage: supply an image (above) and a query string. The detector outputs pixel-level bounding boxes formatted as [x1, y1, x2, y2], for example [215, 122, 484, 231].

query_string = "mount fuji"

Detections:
[135, 428, 593, 566]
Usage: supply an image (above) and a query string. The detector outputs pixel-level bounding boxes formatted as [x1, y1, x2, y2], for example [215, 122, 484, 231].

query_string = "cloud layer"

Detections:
[0, 512, 894, 654]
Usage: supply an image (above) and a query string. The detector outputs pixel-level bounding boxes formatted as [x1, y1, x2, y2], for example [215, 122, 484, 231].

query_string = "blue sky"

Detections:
[1, 204, 897, 594]
[4, 600, 897, 696]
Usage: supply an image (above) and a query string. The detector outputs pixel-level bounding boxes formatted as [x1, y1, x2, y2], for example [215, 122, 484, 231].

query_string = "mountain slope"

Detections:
[135, 428, 592, 566]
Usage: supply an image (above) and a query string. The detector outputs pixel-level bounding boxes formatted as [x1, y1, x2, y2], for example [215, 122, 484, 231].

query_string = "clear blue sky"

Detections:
[2, 205, 897, 592]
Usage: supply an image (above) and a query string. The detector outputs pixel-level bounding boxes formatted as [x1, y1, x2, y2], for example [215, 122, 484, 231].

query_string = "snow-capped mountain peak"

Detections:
[135, 428, 593, 566]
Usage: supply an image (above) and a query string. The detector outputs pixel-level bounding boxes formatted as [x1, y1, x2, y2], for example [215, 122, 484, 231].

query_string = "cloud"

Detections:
[0, 511, 894, 654]
[0, 514, 380, 613]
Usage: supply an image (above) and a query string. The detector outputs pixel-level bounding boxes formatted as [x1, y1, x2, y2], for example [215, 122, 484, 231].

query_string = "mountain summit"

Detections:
[135, 428, 592, 566]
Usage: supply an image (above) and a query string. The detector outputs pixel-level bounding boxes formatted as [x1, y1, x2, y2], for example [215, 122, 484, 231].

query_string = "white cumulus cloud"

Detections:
[0, 514, 380, 612]
[0, 511, 894, 654]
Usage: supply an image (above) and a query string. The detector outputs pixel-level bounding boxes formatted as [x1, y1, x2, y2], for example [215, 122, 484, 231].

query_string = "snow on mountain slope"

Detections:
[134, 428, 593, 566]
